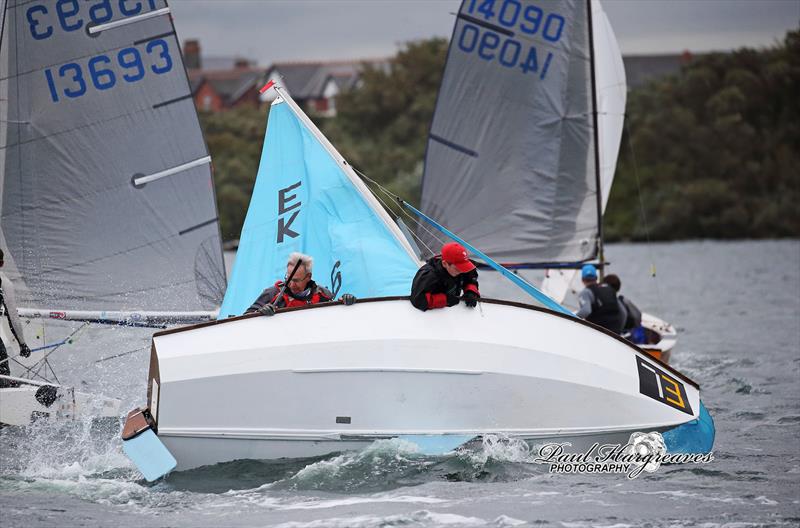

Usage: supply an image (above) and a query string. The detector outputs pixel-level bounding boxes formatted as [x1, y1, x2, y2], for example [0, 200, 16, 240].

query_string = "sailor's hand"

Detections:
[446, 293, 460, 307]
[341, 293, 356, 306]
[258, 304, 277, 316]
[19, 344, 31, 358]
[463, 290, 479, 308]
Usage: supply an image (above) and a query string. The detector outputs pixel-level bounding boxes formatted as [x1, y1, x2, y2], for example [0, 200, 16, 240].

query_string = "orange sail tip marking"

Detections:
[259, 80, 275, 94]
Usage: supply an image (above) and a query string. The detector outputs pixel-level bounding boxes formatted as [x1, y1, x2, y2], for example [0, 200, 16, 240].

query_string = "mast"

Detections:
[586, 0, 605, 278]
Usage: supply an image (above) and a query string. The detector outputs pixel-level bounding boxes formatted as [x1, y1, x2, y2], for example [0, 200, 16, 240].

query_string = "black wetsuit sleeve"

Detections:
[410, 265, 439, 311]
[461, 268, 480, 294]
[246, 286, 280, 313]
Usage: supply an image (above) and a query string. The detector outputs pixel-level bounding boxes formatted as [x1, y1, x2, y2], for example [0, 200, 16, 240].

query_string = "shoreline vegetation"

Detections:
[201, 30, 799, 244]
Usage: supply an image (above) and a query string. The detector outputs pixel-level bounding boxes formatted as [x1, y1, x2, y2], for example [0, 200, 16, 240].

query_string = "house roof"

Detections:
[188, 68, 266, 105]
[267, 59, 388, 99]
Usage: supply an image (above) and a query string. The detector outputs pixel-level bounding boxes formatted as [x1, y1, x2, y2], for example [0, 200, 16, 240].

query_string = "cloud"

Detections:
[168, 0, 799, 64]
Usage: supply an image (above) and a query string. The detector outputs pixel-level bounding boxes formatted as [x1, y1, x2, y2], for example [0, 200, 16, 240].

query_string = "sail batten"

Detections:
[133, 155, 212, 186]
[89, 7, 171, 34]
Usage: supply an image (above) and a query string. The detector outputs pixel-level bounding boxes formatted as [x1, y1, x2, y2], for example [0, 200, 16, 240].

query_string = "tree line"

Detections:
[201, 30, 799, 242]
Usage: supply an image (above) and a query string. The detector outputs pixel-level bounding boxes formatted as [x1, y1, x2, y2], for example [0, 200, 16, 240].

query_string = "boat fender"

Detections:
[35, 385, 59, 407]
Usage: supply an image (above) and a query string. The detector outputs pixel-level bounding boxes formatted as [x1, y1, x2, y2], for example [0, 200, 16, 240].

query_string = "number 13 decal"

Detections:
[636, 356, 694, 415]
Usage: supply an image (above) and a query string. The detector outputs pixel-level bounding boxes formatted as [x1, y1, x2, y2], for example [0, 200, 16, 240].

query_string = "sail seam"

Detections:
[10, 229, 207, 280]
[0, 99, 174, 152]
[23, 276, 203, 305]
[89, 7, 170, 34]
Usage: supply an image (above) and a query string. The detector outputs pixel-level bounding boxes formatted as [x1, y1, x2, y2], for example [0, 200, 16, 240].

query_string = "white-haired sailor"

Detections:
[245, 252, 355, 316]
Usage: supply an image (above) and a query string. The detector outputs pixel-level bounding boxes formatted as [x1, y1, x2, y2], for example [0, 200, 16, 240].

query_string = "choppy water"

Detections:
[1, 240, 798, 527]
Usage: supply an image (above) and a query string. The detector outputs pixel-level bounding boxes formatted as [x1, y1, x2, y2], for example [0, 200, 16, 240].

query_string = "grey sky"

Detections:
[169, 0, 799, 65]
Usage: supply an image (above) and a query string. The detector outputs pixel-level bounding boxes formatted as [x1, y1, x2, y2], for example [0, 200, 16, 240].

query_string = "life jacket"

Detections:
[620, 295, 642, 330]
[586, 283, 624, 334]
[270, 280, 333, 308]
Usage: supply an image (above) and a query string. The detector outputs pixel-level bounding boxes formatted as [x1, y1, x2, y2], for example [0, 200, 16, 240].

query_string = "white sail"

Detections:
[541, 0, 626, 301]
[420, 0, 626, 266]
[0, 0, 226, 316]
[0, 0, 224, 425]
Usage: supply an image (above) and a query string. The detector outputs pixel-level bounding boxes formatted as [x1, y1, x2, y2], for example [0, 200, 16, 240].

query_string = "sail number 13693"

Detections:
[43, 39, 173, 102]
[26, 0, 160, 40]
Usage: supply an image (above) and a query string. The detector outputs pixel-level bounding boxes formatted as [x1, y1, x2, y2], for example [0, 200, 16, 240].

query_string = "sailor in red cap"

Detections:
[410, 242, 480, 311]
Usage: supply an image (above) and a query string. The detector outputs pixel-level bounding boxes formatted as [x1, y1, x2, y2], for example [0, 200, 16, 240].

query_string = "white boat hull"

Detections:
[637, 312, 678, 362]
[0, 320, 122, 427]
[143, 298, 705, 471]
[0, 377, 121, 427]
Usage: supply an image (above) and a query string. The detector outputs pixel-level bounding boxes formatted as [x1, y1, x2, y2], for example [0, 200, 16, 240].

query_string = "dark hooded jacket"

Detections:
[410, 256, 480, 311]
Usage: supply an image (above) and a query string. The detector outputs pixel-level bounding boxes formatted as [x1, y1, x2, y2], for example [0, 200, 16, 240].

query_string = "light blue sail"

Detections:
[219, 101, 420, 318]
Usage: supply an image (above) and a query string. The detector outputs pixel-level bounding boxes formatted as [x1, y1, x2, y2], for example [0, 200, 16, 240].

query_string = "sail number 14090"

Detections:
[458, 0, 566, 80]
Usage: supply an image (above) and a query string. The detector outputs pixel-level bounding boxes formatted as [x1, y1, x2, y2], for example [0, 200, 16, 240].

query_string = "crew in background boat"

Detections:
[410, 242, 480, 311]
[246, 252, 352, 316]
[576, 264, 625, 334]
[602, 273, 646, 343]
[0, 249, 32, 386]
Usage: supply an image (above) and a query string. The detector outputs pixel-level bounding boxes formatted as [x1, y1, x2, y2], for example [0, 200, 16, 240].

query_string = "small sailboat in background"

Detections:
[419, 0, 676, 361]
[0, 0, 226, 424]
[121, 75, 713, 481]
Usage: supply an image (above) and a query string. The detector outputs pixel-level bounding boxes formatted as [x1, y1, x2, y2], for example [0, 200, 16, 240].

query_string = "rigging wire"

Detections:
[624, 120, 665, 316]
[350, 165, 571, 315]
[350, 166, 446, 258]
[95, 343, 150, 363]
[13, 321, 92, 384]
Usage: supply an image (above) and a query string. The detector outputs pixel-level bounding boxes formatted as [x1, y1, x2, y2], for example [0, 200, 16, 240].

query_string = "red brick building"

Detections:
[182, 40, 385, 116]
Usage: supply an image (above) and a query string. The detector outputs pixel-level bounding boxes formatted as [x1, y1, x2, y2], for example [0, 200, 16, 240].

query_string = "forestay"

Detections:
[420, 0, 626, 266]
[0, 0, 226, 314]
[219, 88, 421, 318]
